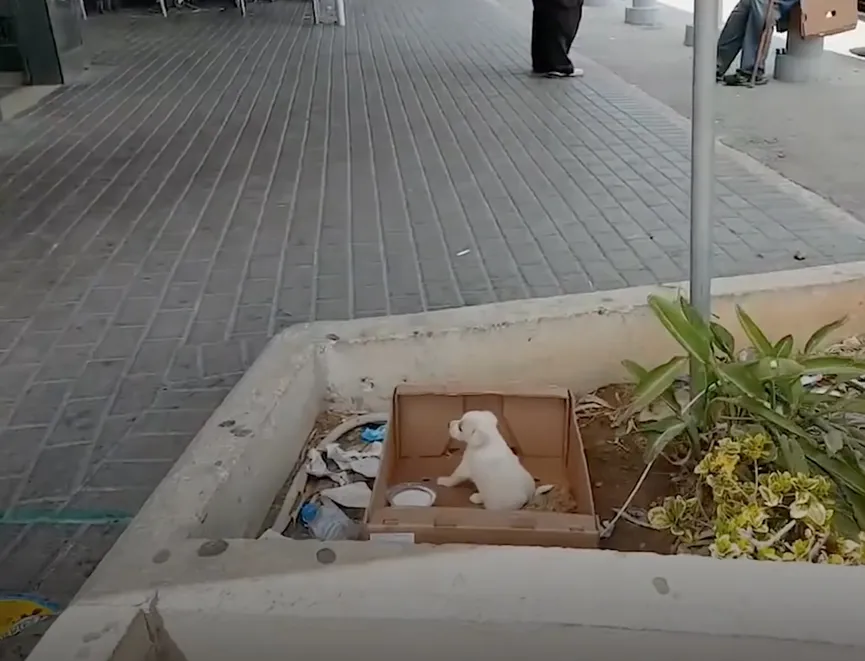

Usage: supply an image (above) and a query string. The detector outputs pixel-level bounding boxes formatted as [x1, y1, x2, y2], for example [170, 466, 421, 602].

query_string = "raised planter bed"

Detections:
[25, 262, 865, 661]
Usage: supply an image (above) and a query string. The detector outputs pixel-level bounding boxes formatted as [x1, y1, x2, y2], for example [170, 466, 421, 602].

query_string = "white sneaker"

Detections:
[544, 68, 584, 78]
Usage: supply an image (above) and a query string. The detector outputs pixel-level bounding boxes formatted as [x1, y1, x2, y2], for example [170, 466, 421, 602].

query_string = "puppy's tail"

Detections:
[533, 484, 556, 497]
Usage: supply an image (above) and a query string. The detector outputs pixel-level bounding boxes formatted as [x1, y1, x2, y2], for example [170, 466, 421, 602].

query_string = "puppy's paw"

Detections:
[469, 492, 484, 505]
[534, 484, 556, 496]
[437, 476, 455, 488]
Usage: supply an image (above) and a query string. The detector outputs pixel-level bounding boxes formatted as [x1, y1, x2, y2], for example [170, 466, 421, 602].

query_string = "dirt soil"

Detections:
[581, 385, 677, 554]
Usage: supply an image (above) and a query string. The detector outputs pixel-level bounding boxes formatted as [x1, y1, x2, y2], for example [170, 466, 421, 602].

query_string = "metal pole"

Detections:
[689, 0, 718, 320]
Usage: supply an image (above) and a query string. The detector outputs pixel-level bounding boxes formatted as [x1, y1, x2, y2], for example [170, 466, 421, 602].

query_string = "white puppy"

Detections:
[437, 410, 549, 511]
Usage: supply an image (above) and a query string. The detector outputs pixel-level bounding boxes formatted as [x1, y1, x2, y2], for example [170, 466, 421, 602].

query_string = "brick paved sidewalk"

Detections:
[1, 0, 864, 657]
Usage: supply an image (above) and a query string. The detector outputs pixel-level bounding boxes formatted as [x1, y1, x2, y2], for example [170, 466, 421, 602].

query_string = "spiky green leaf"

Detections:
[648, 295, 711, 364]
[787, 377, 805, 413]
[644, 420, 687, 463]
[621, 359, 648, 380]
[832, 507, 862, 539]
[688, 359, 710, 421]
[802, 445, 865, 497]
[800, 356, 865, 378]
[730, 394, 812, 442]
[619, 355, 688, 422]
[830, 397, 865, 415]
[774, 335, 794, 358]
[804, 316, 848, 356]
[752, 357, 804, 382]
[735, 305, 774, 357]
[638, 417, 683, 434]
[716, 363, 766, 401]
[710, 322, 735, 359]
[841, 486, 865, 530]
[823, 426, 845, 456]
[622, 359, 681, 414]
[777, 434, 810, 475]
[680, 297, 710, 334]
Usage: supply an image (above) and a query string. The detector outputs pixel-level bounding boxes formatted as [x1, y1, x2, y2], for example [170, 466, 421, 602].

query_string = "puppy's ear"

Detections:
[465, 424, 477, 445]
[465, 421, 487, 447]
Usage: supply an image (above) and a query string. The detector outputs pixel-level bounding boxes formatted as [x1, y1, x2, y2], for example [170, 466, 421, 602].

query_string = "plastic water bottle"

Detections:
[300, 500, 357, 541]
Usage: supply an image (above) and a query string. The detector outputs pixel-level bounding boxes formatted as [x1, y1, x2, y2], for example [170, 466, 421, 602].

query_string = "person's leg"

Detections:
[717, 0, 752, 78]
[549, 7, 577, 74]
[541, 0, 584, 76]
[531, 0, 554, 73]
[739, 0, 771, 76]
[563, 0, 584, 52]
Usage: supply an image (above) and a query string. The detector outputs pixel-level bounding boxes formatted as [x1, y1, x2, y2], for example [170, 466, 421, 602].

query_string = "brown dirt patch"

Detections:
[580, 384, 677, 554]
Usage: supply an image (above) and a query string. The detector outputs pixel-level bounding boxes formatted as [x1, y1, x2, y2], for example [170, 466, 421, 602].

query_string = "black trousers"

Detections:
[531, 0, 584, 74]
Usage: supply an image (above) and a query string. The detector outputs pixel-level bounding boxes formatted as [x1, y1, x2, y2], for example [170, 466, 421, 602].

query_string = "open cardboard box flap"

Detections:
[365, 384, 600, 548]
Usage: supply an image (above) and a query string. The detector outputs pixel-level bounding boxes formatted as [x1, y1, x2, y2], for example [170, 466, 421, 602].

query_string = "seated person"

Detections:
[716, 0, 798, 86]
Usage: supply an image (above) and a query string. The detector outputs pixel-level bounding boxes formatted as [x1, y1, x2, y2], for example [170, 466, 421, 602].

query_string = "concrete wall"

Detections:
[323, 262, 865, 411]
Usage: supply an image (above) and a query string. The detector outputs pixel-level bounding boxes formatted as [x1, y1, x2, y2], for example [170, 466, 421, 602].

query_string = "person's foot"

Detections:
[542, 68, 584, 78]
[722, 68, 768, 87]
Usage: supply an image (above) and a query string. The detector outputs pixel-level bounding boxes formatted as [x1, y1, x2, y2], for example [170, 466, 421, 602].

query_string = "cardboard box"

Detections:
[365, 384, 600, 548]
[797, 0, 857, 38]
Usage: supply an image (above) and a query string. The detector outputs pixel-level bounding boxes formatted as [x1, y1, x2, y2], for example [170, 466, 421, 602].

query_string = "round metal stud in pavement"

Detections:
[316, 547, 337, 564]
[197, 539, 229, 557]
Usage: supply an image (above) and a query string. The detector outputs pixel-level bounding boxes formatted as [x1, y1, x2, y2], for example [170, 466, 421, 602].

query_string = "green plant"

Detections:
[647, 432, 865, 564]
[621, 294, 865, 536]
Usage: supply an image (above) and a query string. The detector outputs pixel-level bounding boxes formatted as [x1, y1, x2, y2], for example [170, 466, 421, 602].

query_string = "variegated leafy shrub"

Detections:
[621, 294, 865, 544]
